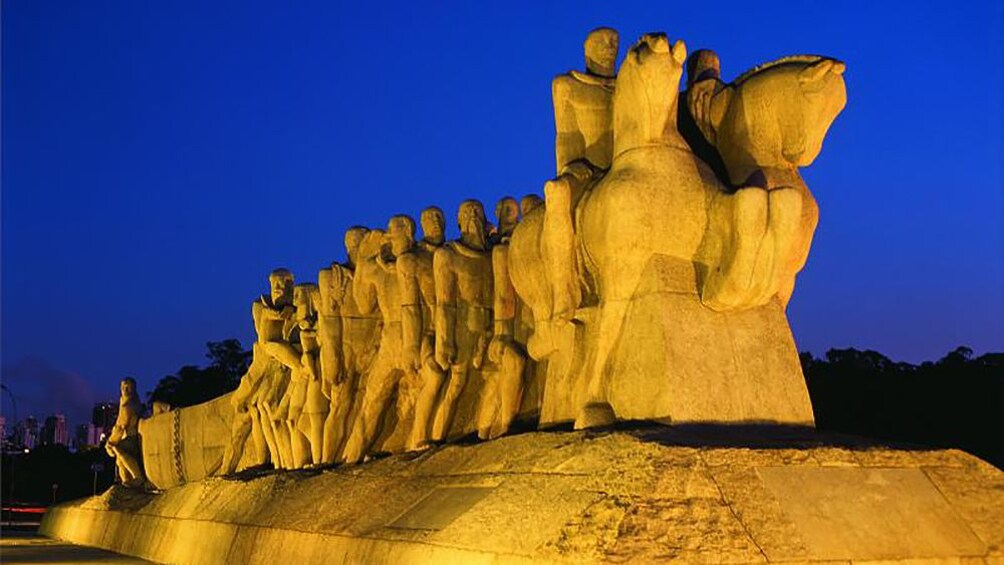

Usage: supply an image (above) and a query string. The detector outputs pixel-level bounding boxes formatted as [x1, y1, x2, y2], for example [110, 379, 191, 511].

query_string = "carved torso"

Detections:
[553, 71, 616, 172]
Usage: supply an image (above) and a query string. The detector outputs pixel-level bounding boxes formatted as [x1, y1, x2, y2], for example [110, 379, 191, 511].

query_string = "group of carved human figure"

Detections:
[104, 27, 846, 483]
[220, 199, 536, 472]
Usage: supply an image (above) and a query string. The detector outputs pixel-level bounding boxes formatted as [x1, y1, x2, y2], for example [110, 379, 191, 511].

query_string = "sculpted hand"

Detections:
[487, 335, 507, 366]
[406, 348, 422, 372]
[472, 334, 490, 370]
[435, 343, 455, 371]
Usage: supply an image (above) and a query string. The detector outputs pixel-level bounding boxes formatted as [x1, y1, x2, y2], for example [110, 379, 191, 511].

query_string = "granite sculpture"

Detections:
[136, 26, 846, 479]
[105, 377, 145, 487]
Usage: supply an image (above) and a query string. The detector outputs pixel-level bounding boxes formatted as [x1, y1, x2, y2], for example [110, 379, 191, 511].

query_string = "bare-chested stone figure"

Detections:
[395, 209, 448, 451]
[545, 28, 619, 324]
[220, 323, 279, 473]
[423, 200, 494, 442]
[340, 228, 413, 463]
[271, 283, 316, 469]
[478, 198, 528, 440]
[255, 268, 297, 469]
[106, 377, 145, 487]
[295, 283, 328, 466]
[553, 27, 619, 173]
[319, 227, 381, 463]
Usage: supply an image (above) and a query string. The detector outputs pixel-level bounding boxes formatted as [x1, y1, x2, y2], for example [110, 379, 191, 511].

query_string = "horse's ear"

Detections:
[800, 59, 836, 85]
[672, 39, 687, 65]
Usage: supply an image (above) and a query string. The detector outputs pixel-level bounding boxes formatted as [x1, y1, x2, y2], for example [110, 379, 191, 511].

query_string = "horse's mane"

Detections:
[732, 54, 828, 85]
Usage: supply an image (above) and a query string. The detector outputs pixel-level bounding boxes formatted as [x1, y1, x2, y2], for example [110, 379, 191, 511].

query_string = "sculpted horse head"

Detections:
[509, 32, 843, 429]
[706, 55, 847, 186]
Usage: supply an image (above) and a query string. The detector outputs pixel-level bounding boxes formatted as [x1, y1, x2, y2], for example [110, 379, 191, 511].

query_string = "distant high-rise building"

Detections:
[74, 423, 98, 450]
[42, 414, 69, 446]
[0, 415, 8, 451]
[16, 416, 39, 449]
[92, 401, 117, 438]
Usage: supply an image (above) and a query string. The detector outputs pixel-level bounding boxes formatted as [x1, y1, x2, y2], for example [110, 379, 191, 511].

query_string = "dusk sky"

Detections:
[3, 1, 1002, 427]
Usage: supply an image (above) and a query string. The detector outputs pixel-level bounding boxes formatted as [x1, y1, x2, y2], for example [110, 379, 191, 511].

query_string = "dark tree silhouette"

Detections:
[802, 346, 1003, 469]
[147, 339, 251, 409]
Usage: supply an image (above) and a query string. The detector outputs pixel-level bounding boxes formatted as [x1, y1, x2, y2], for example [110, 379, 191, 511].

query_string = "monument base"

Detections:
[41, 427, 1003, 564]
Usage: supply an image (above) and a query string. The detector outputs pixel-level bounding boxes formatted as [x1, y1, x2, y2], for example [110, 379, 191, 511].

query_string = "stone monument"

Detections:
[40, 27, 1003, 565]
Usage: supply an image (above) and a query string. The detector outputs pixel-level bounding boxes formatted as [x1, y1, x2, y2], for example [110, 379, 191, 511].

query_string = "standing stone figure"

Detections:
[319, 227, 381, 463]
[255, 269, 297, 469]
[297, 283, 328, 466]
[478, 198, 528, 440]
[220, 297, 284, 474]
[105, 377, 145, 487]
[422, 200, 494, 443]
[341, 228, 410, 463]
[399, 209, 447, 451]
[552, 27, 619, 173]
[544, 27, 619, 327]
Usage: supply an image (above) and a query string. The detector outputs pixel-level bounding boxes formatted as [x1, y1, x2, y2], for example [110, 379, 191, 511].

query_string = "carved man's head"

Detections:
[521, 194, 543, 216]
[344, 226, 369, 267]
[358, 229, 386, 261]
[120, 377, 137, 399]
[269, 268, 295, 307]
[585, 27, 619, 78]
[457, 199, 487, 251]
[293, 283, 318, 317]
[495, 196, 520, 237]
[387, 215, 416, 256]
[420, 206, 446, 247]
[687, 49, 721, 87]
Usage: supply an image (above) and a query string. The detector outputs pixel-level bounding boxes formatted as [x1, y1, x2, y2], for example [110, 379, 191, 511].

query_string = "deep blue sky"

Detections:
[3, 1, 1002, 426]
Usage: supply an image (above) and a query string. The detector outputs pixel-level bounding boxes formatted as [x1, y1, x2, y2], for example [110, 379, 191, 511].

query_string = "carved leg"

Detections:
[222, 411, 252, 474]
[702, 187, 769, 310]
[248, 410, 268, 467]
[287, 419, 310, 469]
[431, 365, 469, 442]
[116, 443, 144, 487]
[409, 361, 445, 451]
[543, 175, 580, 321]
[341, 358, 398, 464]
[321, 397, 340, 464]
[255, 405, 280, 469]
[476, 373, 499, 441]
[755, 187, 803, 306]
[306, 411, 321, 464]
[490, 345, 526, 439]
[776, 184, 819, 308]
[576, 260, 645, 429]
[262, 403, 292, 470]
[321, 370, 357, 463]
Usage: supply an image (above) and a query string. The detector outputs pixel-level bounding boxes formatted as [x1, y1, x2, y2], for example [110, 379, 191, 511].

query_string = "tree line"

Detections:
[802, 345, 1002, 468]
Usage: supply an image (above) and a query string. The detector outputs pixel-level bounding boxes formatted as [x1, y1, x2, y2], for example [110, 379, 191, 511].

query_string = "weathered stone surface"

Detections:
[43, 428, 1004, 564]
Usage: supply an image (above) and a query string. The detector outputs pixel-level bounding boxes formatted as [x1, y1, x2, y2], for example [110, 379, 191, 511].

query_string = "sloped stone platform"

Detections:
[41, 427, 1004, 564]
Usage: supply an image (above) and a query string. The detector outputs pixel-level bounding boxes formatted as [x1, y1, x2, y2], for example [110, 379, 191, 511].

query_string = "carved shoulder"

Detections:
[397, 252, 418, 276]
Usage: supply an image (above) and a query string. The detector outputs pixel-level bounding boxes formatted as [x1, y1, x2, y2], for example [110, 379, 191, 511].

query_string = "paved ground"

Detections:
[0, 530, 152, 564]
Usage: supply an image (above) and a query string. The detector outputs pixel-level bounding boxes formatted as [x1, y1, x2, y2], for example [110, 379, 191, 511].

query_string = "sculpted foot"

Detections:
[573, 402, 617, 430]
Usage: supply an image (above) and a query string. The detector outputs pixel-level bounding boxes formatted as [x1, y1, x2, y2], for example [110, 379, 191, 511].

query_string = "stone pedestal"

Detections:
[42, 427, 1003, 564]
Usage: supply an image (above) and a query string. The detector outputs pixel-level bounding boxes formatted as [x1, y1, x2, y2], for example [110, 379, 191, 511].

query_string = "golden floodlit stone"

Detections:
[43, 26, 1001, 565]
